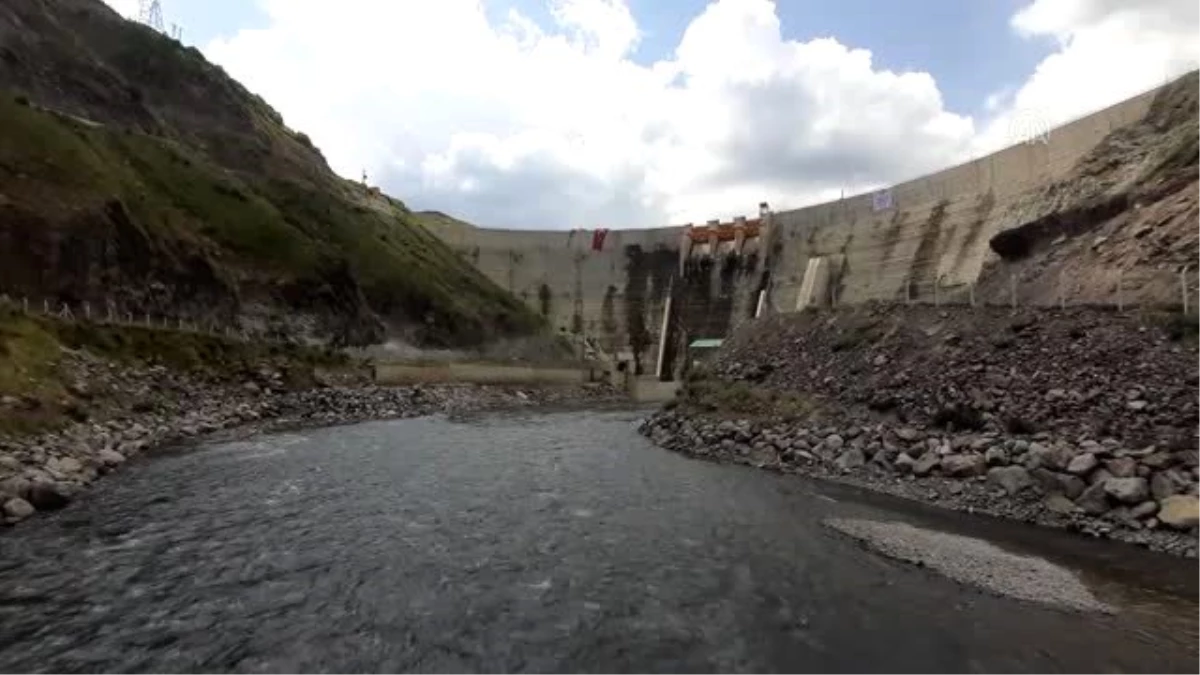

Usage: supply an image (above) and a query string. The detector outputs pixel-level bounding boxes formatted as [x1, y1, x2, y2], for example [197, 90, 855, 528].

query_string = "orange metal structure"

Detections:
[685, 219, 762, 242]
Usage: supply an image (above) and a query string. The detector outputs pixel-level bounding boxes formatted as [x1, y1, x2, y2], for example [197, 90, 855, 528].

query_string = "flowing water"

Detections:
[0, 408, 1195, 673]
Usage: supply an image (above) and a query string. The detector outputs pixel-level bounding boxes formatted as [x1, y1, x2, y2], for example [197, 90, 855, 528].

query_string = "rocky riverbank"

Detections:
[639, 304, 1199, 557]
[640, 410, 1199, 556]
[0, 348, 620, 525]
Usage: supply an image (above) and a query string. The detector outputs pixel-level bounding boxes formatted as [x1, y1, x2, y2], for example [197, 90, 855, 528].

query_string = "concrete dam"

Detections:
[430, 82, 1168, 378]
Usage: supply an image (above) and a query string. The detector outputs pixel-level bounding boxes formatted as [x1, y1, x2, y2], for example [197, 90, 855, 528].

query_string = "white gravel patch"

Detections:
[825, 518, 1113, 613]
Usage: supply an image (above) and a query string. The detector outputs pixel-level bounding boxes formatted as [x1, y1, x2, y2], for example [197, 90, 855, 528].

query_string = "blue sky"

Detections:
[118, 0, 1197, 228]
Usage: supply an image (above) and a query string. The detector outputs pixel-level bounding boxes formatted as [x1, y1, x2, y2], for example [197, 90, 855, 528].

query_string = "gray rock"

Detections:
[824, 434, 845, 451]
[893, 453, 916, 473]
[1126, 400, 1148, 411]
[1130, 501, 1159, 519]
[1141, 452, 1173, 469]
[98, 448, 126, 467]
[984, 446, 1009, 466]
[1031, 468, 1087, 500]
[0, 475, 31, 501]
[895, 427, 922, 443]
[0, 454, 20, 472]
[942, 453, 987, 478]
[834, 448, 865, 472]
[1065, 453, 1098, 476]
[1027, 442, 1071, 471]
[2, 497, 34, 521]
[913, 453, 940, 477]
[1103, 477, 1150, 505]
[987, 466, 1033, 495]
[1044, 494, 1079, 515]
[1088, 468, 1114, 486]
[1157, 495, 1199, 530]
[1075, 482, 1110, 516]
[1103, 457, 1137, 478]
[1150, 471, 1186, 500]
[57, 456, 83, 474]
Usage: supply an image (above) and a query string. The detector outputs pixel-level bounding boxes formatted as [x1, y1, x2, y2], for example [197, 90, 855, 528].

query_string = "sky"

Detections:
[102, 0, 1199, 229]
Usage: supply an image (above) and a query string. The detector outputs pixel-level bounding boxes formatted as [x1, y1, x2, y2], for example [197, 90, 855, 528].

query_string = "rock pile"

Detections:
[713, 305, 1197, 450]
[640, 304, 1199, 556]
[640, 411, 1199, 556]
[1, 353, 619, 525]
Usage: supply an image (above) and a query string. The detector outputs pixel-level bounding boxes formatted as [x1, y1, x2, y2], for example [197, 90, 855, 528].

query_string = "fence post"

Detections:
[1182, 265, 1191, 314]
[42, 299, 49, 314]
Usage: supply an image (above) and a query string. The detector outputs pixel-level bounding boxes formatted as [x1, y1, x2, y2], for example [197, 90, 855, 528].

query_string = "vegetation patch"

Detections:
[677, 370, 818, 422]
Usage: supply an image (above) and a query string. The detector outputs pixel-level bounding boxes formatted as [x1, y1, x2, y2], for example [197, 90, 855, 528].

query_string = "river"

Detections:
[0, 407, 1195, 672]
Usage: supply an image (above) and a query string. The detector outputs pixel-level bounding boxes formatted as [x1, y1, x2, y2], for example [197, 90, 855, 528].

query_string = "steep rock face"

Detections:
[0, 0, 542, 347]
[980, 73, 1199, 307]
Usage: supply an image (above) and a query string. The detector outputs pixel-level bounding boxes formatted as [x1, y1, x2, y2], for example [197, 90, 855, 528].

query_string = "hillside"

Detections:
[980, 72, 1199, 306]
[0, 0, 542, 348]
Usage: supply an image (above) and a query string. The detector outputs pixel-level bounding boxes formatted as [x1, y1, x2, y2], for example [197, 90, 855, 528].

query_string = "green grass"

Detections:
[0, 95, 544, 347]
[677, 372, 818, 421]
[0, 301, 362, 436]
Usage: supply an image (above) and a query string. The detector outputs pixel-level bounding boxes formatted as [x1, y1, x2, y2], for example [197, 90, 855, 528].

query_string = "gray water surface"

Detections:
[0, 408, 1195, 673]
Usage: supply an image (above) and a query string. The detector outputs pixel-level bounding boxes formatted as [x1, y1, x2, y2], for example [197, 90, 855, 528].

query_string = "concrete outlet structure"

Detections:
[429, 82, 1166, 380]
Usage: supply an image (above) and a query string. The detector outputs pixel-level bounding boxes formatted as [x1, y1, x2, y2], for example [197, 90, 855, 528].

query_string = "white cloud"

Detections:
[975, 0, 1199, 152]
[103, 0, 1198, 229]
[193, 0, 977, 228]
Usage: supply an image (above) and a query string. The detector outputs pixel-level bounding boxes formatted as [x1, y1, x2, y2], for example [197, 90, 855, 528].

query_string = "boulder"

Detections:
[824, 434, 845, 451]
[834, 448, 865, 472]
[942, 453, 987, 478]
[1150, 471, 1186, 500]
[1141, 452, 1173, 469]
[987, 466, 1033, 495]
[1130, 501, 1159, 520]
[1031, 468, 1086, 500]
[1044, 493, 1079, 515]
[893, 453, 916, 474]
[97, 448, 126, 468]
[912, 453, 940, 477]
[2, 497, 34, 521]
[1157, 495, 1199, 530]
[1065, 453, 1098, 476]
[57, 456, 83, 475]
[894, 427, 922, 443]
[1075, 482, 1110, 515]
[984, 446, 1009, 466]
[1103, 457, 1137, 478]
[1103, 477, 1149, 505]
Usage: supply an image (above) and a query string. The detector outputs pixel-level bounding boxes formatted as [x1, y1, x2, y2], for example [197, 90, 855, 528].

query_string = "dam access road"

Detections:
[0, 407, 1196, 673]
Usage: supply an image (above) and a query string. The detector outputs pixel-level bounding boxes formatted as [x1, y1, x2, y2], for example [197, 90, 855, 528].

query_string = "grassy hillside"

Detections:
[0, 0, 543, 348]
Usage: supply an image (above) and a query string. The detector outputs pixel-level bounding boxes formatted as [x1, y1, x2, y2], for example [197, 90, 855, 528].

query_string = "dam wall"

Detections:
[428, 83, 1164, 376]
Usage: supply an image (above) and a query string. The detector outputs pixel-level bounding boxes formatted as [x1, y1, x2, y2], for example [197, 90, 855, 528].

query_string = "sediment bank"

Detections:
[639, 304, 1199, 557]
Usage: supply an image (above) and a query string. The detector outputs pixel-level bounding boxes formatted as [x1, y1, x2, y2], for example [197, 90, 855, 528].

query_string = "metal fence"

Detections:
[0, 293, 291, 345]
